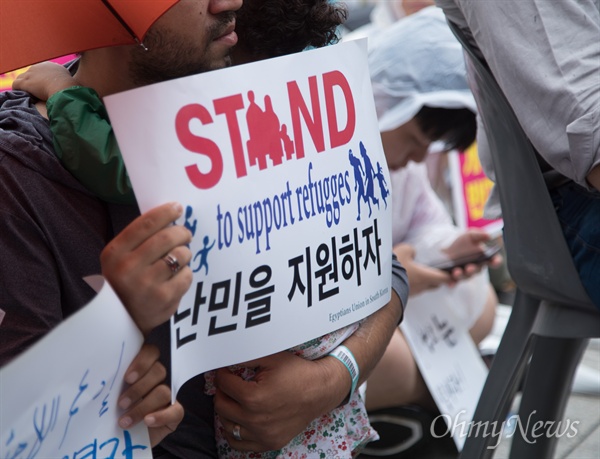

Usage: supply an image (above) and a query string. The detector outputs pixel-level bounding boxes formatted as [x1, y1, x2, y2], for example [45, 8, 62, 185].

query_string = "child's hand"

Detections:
[12, 62, 77, 101]
[393, 243, 454, 295]
[118, 344, 184, 446]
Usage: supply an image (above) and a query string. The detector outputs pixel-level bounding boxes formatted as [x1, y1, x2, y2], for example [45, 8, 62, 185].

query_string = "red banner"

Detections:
[450, 143, 503, 234]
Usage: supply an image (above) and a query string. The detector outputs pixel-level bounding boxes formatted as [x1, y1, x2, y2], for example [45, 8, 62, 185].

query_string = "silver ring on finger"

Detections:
[232, 424, 243, 441]
[162, 253, 181, 275]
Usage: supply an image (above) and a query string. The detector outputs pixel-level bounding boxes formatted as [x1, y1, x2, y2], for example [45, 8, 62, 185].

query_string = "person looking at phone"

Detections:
[360, 5, 499, 426]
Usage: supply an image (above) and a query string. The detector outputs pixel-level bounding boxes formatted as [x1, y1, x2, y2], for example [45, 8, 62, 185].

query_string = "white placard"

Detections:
[400, 287, 488, 450]
[0, 280, 150, 458]
[104, 39, 392, 395]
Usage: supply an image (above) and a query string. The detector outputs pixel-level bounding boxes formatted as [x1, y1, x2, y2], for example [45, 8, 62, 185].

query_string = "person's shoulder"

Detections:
[0, 90, 53, 153]
[0, 90, 50, 141]
[0, 89, 36, 113]
[0, 91, 72, 187]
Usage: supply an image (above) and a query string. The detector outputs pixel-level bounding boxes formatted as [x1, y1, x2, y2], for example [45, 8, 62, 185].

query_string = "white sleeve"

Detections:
[391, 163, 461, 256]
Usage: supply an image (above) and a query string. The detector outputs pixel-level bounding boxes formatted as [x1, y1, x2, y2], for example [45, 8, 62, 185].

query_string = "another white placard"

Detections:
[401, 287, 489, 450]
[0, 281, 150, 458]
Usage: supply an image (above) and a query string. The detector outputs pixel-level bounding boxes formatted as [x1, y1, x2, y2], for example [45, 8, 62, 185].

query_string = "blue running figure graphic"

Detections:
[184, 205, 198, 237]
[373, 161, 390, 209]
[360, 141, 379, 217]
[193, 235, 216, 274]
[348, 148, 365, 221]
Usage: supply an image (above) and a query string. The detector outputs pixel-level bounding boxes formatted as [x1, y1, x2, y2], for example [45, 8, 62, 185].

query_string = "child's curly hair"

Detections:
[235, 0, 348, 60]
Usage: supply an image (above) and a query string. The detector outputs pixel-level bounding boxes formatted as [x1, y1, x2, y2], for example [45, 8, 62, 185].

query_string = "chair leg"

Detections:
[509, 336, 588, 459]
[459, 290, 540, 459]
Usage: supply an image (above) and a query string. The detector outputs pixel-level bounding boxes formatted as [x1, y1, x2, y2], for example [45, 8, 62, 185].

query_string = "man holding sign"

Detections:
[0, 0, 238, 455]
[1, 0, 408, 458]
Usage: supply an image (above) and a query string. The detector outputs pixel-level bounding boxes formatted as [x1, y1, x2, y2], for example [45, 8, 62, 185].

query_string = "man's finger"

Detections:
[107, 202, 184, 253]
[124, 344, 160, 385]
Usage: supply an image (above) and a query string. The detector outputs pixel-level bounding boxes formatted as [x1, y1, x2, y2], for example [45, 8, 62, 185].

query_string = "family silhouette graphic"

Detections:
[246, 91, 295, 170]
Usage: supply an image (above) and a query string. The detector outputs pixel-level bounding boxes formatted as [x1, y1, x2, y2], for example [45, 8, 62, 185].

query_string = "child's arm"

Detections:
[13, 63, 135, 204]
[12, 62, 77, 100]
[45, 86, 136, 204]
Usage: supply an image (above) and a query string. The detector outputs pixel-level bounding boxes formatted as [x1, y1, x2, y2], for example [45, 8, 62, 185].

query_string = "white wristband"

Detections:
[329, 345, 359, 399]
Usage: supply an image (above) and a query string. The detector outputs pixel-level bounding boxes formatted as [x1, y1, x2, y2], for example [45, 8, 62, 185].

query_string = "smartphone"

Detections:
[429, 241, 502, 273]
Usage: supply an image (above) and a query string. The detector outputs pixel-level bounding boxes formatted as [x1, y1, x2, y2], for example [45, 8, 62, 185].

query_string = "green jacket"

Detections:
[47, 86, 135, 204]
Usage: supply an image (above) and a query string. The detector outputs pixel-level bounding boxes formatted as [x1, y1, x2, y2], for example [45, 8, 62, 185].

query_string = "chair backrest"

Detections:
[447, 21, 592, 308]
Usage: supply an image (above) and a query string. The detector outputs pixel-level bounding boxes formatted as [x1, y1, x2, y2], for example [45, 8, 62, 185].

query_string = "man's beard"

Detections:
[128, 13, 235, 87]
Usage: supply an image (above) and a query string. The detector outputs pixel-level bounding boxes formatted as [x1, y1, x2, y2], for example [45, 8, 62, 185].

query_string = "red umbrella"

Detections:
[0, 0, 180, 74]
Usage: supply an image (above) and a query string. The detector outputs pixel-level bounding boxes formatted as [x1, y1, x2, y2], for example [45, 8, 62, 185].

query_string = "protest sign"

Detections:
[448, 145, 503, 235]
[104, 39, 392, 395]
[0, 280, 150, 459]
[401, 286, 488, 450]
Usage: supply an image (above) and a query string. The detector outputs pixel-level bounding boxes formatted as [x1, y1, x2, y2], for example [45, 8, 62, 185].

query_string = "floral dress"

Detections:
[204, 321, 379, 458]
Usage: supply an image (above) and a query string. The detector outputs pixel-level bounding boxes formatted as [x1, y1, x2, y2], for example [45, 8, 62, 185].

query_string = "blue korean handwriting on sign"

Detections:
[0, 280, 151, 459]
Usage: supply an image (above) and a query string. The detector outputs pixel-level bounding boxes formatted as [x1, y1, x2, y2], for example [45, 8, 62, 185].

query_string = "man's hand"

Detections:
[118, 344, 184, 447]
[213, 291, 404, 452]
[213, 351, 347, 451]
[587, 164, 600, 192]
[101, 202, 193, 336]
